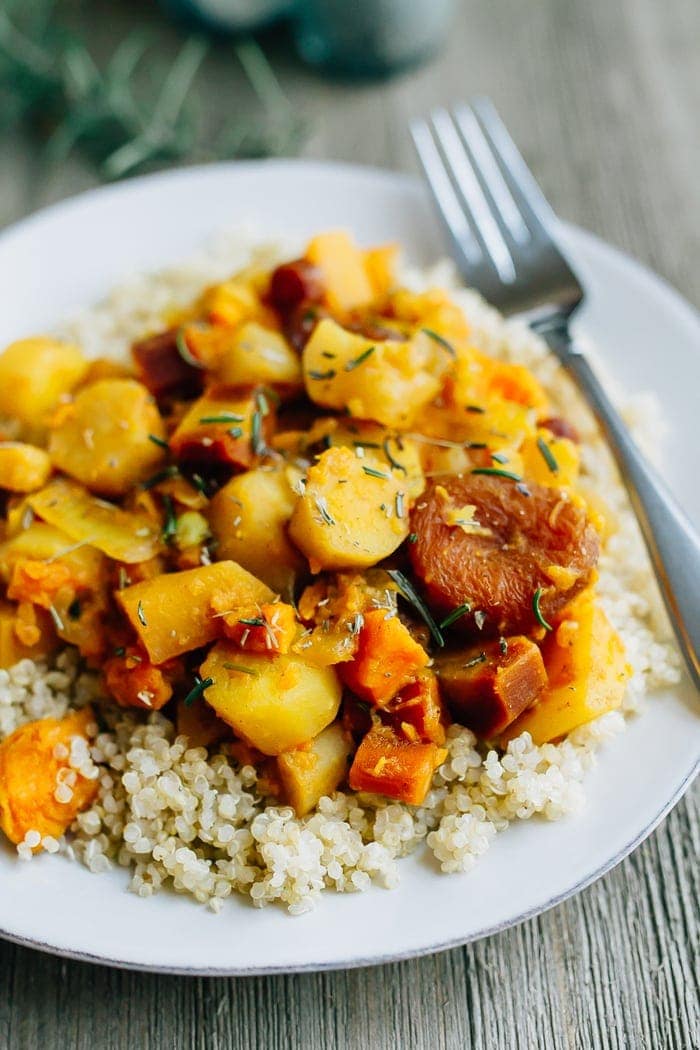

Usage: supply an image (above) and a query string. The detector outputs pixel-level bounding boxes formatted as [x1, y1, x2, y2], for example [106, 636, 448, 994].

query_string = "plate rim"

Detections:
[0, 158, 697, 976]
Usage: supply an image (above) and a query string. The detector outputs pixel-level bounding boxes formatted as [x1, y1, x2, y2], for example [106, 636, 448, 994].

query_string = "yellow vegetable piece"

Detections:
[304, 417, 425, 500]
[200, 276, 267, 327]
[521, 429, 580, 488]
[303, 319, 449, 429]
[0, 337, 87, 439]
[117, 561, 273, 664]
[0, 520, 105, 585]
[207, 467, 304, 597]
[29, 478, 162, 564]
[363, 244, 398, 302]
[289, 445, 409, 571]
[201, 643, 342, 756]
[0, 442, 51, 493]
[306, 231, 374, 313]
[0, 707, 98, 847]
[211, 321, 302, 390]
[48, 378, 166, 496]
[501, 591, 631, 745]
[277, 723, 352, 815]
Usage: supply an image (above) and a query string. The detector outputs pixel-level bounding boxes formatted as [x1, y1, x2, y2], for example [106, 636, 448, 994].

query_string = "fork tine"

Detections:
[469, 96, 558, 233]
[430, 108, 517, 284]
[410, 118, 482, 268]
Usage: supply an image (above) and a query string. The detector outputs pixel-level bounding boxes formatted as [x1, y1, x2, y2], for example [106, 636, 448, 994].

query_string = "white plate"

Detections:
[0, 161, 697, 975]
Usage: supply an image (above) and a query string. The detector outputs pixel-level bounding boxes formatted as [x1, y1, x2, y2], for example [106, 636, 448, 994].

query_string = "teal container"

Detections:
[292, 0, 456, 77]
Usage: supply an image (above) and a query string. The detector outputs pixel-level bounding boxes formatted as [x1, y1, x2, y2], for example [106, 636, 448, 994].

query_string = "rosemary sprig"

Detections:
[533, 587, 553, 631]
[386, 569, 444, 648]
[183, 675, 214, 707]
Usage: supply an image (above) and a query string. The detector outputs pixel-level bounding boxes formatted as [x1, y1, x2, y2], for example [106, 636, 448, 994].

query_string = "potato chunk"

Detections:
[207, 467, 304, 597]
[277, 723, 352, 815]
[303, 418, 425, 500]
[198, 322, 302, 392]
[305, 231, 373, 314]
[0, 337, 87, 438]
[302, 319, 450, 428]
[289, 445, 409, 571]
[201, 644, 342, 755]
[29, 478, 162, 563]
[48, 378, 166, 496]
[435, 637, 547, 738]
[0, 707, 98, 847]
[117, 561, 273, 664]
[0, 443, 51, 493]
[501, 592, 631, 745]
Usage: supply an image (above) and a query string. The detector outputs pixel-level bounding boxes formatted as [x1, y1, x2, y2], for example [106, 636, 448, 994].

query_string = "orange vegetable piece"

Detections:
[348, 725, 446, 805]
[220, 602, 298, 654]
[340, 609, 429, 705]
[0, 601, 57, 668]
[385, 671, 448, 745]
[103, 648, 175, 711]
[0, 707, 98, 847]
[7, 559, 73, 609]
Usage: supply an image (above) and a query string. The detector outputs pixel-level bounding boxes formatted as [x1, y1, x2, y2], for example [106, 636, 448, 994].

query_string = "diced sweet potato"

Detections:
[385, 671, 448, 745]
[277, 723, 352, 815]
[0, 443, 52, 493]
[500, 591, 631, 745]
[103, 648, 176, 711]
[0, 601, 57, 668]
[348, 725, 445, 805]
[132, 327, 204, 400]
[116, 560, 273, 664]
[219, 601, 298, 654]
[340, 609, 429, 705]
[169, 388, 275, 468]
[0, 337, 87, 439]
[48, 379, 166, 497]
[0, 707, 98, 847]
[434, 636, 547, 738]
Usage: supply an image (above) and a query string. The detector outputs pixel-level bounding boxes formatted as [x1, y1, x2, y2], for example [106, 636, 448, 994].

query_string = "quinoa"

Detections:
[0, 232, 681, 913]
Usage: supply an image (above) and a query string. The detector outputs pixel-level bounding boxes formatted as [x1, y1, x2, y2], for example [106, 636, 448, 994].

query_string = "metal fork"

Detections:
[411, 98, 700, 691]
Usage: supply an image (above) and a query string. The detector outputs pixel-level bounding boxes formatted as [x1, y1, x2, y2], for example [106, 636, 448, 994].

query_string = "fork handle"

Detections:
[542, 326, 700, 691]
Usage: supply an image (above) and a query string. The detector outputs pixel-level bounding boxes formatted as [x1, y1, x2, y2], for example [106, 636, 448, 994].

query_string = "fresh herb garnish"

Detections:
[348, 612, 365, 636]
[407, 532, 418, 544]
[250, 411, 266, 456]
[176, 327, 205, 369]
[516, 482, 532, 498]
[142, 464, 180, 490]
[387, 569, 444, 647]
[113, 646, 126, 658]
[345, 346, 375, 371]
[362, 465, 390, 480]
[466, 404, 486, 414]
[352, 440, 382, 449]
[255, 390, 270, 416]
[223, 662, 259, 677]
[238, 617, 265, 627]
[382, 437, 407, 474]
[48, 604, 64, 632]
[307, 369, 336, 381]
[162, 495, 177, 544]
[137, 600, 148, 627]
[491, 451, 509, 464]
[190, 473, 208, 495]
[474, 610, 487, 631]
[315, 496, 335, 526]
[499, 636, 508, 655]
[183, 675, 214, 707]
[536, 435, 559, 473]
[395, 492, 405, 519]
[439, 603, 472, 629]
[148, 434, 169, 449]
[199, 413, 245, 424]
[471, 467, 523, 483]
[464, 651, 487, 669]
[533, 587, 553, 631]
[422, 328, 456, 357]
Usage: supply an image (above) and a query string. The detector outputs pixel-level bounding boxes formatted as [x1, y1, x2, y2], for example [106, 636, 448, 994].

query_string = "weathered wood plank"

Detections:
[0, 0, 698, 1047]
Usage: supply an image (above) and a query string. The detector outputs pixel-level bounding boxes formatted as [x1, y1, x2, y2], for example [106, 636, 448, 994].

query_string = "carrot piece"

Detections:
[103, 648, 176, 711]
[340, 609, 429, 705]
[219, 602, 298, 654]
[348, 725, 446, 805]
[385, 671, 448, 745]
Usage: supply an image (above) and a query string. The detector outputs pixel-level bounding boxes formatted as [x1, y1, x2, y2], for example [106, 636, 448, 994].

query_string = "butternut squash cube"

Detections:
[348, 725, 445, 806]
[340, 609, 430, 705]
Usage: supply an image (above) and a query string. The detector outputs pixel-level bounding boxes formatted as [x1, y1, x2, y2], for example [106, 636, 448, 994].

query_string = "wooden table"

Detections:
[0, 1, 698, 1046]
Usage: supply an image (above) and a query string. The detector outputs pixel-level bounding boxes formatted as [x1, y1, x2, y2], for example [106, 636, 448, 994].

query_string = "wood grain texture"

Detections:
[0, 0, 698, 1047]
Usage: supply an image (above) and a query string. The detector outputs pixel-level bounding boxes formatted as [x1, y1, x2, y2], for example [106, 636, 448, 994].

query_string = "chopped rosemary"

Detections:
[382, 437, 407, 474]
[499, 636, 508, 655]
[533, 588, 553, 631]
[464, 651, 487, 669]
[345, 346, 376, 371]
[491, 451, 509, 464]
[228, 426, 244, 439]
[315, 496, 336, 526]
[162, 495, 177, 544]
[395, 492, 405, 519]
[67, 598, 82, 621]
[191, 473, 208, 495]
[199, 413, 245, 424]
[387, 569, 444, 647]
[137, 601, 148, 627]
[471, 467, 523, 483]
[250, 411, 266, 455]
[474, 610, 487, 631]
[407, 532, 418, 544]
[439, 603, 472, 629]
[48, 605, 64, 632]
[362, 465, 390, 480]
[466, 404, 486, 414]
[348, 612, 365, 636]
[421, 328, 456, 357]
[148, 434, 169, 449]
[223, 662, 259, 677]
[255, 390, 270, 416]
[352, 440, 381, 449]
[183, 675, 214, 707]
[321, 351, 336, 359]
[536, 435, 559, 473]
[142, 464, 180, 490]
[307, 369, 336, 380]
[113, 646, 126, 658]
[516, 482, 532, 498]
[238, 617, 265, 627]
[176, 327, 205, 369]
